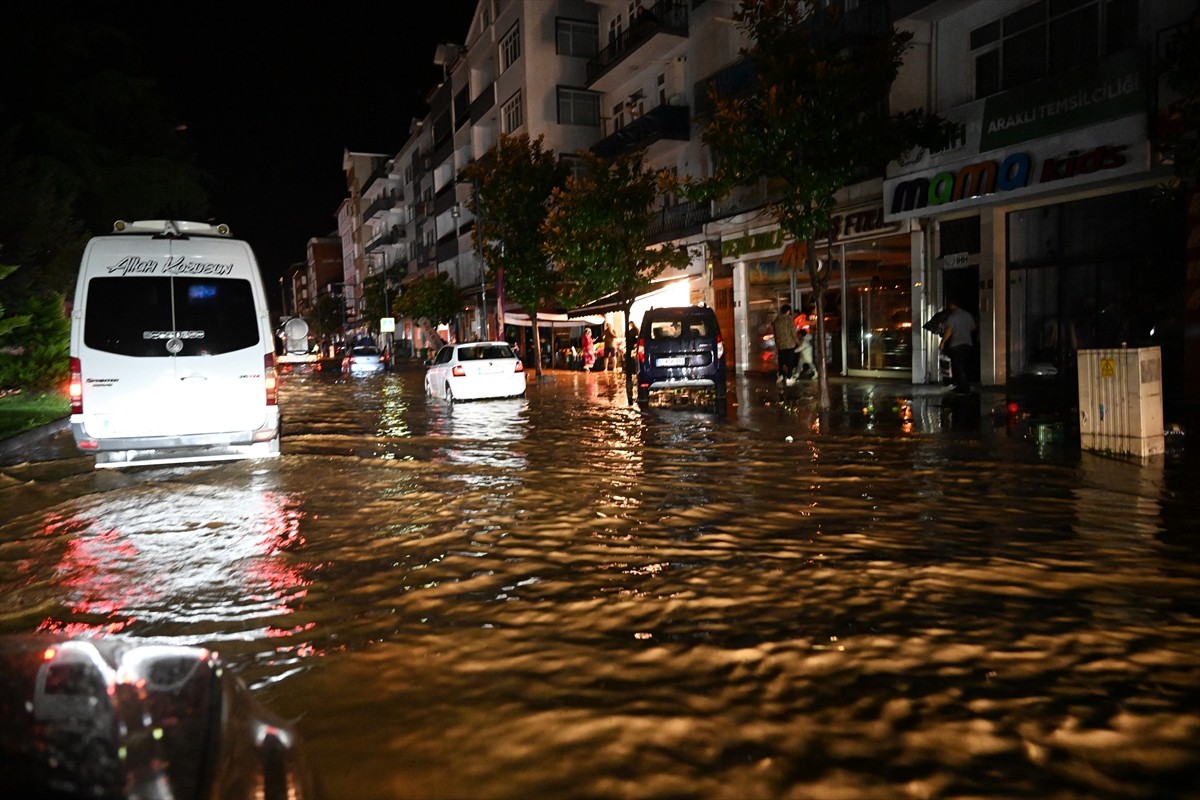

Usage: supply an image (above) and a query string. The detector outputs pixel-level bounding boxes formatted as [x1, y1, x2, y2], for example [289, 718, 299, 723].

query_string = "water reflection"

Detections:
[0, 369, 1197, 799]
[21, 481, 308, 644]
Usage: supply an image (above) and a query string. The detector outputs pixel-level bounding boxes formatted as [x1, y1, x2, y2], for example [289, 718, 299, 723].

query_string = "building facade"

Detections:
[888, 0, 1192, 408]
[334, 0, 1195, 410]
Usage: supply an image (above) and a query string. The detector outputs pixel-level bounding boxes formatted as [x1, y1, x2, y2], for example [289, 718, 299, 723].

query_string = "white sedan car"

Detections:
[342, 345, 386, 374]
[425, 342, 527, 402]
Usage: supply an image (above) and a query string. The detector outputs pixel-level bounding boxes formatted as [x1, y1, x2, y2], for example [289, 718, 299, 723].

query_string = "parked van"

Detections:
[69, 220, 281, 468]
[636, 306, 727, 405]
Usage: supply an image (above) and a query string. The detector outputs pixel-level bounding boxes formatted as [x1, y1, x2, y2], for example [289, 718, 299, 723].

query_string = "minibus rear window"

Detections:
[84, 276, 260, 356]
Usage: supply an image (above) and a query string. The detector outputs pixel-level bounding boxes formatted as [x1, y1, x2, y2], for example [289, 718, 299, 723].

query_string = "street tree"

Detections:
[698, 0, 960, 410]
[310, 293, 344, 343]
[543, 150, 690, 397]
[460, 134, 568, 378]
[392, 273, 459, 353]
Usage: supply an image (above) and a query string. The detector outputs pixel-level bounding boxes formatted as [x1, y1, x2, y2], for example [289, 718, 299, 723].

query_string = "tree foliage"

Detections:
[0, 259, 31, 343]
[393, 273, 459, 350]
[545, 150, 690, 309]
[461, 134, 568, 376]
[0, 9, 209, 306]
[310, 293, 344, 341]
[0, 291, 69, 391]
[543, 150, 691, 391]
[699, 0, 960, 408]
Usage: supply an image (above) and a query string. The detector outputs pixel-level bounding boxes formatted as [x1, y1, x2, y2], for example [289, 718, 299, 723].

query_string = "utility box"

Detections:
[1077, 347, 1164, 458]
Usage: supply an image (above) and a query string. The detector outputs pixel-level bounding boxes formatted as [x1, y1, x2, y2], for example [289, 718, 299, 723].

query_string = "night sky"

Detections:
[13, 2, 478, 281]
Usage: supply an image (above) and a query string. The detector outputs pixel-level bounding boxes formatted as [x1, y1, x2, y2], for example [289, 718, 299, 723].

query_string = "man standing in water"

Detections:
[940, 298, 976, 394]
[773, 304, 800, 385]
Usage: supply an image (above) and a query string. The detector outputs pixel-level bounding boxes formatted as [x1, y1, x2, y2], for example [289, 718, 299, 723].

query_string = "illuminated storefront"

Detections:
[722, 199, 915, 379]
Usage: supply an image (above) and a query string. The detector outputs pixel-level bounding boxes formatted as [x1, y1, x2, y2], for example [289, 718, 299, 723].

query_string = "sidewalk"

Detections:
[538, 363, 1194, 460]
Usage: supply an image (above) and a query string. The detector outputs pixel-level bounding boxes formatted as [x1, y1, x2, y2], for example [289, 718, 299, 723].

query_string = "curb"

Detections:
[0, 417, 70, 458]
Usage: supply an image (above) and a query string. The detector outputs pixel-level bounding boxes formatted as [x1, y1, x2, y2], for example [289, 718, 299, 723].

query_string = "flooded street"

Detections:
[1, 366, 1198, 799]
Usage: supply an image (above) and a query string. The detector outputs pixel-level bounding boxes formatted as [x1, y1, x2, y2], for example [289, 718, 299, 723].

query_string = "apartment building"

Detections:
[888, 0, 1193, 403]
[337, 0, 1196, 403]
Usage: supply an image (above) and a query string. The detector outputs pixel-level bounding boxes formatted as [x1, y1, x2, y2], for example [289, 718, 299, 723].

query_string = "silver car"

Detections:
[342, 345, 385, 374]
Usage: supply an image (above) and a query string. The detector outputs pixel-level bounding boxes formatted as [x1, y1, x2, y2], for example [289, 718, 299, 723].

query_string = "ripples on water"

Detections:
[1, 369, 1197, 799]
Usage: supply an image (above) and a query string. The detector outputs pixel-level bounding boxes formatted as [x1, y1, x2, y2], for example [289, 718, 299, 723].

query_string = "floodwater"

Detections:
[1, 366, 1197, 799]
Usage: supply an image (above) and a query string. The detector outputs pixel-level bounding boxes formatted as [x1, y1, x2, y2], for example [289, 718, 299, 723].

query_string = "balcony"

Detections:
[364, 227, 406, 254]
[362, 192, 401, 221]
[590, 104, 690, 159]
[586, 0, 688, 91]
[647, 199, 713, 244]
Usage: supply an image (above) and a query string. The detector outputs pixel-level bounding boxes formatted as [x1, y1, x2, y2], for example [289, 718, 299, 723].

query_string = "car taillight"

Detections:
[452, 365, 466, 377]
[716, 333, 725, 360]
[513, 361, 524, 373]
[264, 353, 278, 406]
[636, 337, 646, 363]
[69, 357, 83, 414]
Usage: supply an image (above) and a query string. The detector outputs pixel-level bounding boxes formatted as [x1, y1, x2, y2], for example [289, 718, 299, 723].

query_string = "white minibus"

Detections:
[69, 220, 280, 468]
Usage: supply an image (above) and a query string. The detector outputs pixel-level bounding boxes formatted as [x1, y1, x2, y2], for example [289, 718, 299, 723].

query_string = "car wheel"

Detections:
[636, 387, 650, 405]
[445, 383, 455, 403]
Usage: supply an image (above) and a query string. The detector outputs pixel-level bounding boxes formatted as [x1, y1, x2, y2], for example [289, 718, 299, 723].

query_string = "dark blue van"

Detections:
[635, 306, 727, 405]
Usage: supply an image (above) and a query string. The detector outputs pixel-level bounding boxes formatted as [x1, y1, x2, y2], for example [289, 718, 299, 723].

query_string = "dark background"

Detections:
[6, 2, 477, 282]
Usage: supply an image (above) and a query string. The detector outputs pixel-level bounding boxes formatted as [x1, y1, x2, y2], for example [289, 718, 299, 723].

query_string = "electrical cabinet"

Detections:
[1077, 347, 1164, 458]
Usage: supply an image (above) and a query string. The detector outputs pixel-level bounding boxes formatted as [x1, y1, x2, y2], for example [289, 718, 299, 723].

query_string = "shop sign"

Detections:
[721, 204, 899, 260]
[722, 228, 785, 260]
[884, 116, 1148, 222]
[981, 49, 1145, 151]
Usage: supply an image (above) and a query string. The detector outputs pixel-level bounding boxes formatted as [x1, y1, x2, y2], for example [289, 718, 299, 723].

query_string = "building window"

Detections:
[556, 18, 598, 57]
[502, 90, 523, 133]
[611, 101, 625, 134]
[970, 0, 1136, 99]
[559, 153, 586, 183]
[500, 22, 521, 72]
[557, 87, 601, 126]
[608, 13, 623, 46]
[657, 72, 667, 106]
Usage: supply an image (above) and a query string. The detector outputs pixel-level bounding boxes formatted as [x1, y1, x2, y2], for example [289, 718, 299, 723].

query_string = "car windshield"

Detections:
[457, 345, 515, 361]
[352, 347, 380, 356]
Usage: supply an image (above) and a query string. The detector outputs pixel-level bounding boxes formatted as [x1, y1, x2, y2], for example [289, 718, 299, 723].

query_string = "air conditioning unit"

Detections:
[1077, 347, 1164, 458]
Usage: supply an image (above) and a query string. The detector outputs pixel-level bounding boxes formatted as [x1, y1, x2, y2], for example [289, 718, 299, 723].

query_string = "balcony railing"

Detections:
[362, 192, 400, 221]
[586, 0, 689, 86]
[591, 104, 690, 159]
[364, 227, 406, 254]
[647, 199, 713, 243]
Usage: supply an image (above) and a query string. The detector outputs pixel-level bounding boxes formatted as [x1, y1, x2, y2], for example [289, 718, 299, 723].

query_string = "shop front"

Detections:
[723, 199, 913, 378]
[883, 48, 1181, 392]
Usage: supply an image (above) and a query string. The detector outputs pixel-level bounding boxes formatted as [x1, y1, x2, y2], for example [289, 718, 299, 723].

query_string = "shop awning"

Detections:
[503, 309, 604, 327]
[566, 278, 691, 318]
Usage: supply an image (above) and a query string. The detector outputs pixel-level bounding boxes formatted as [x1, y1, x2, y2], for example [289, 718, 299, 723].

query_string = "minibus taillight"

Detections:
[716, 333, 725, 360]
[636, 337, 646, 363]
[264, 353, 278, 406]
[69, 357, 83, 414]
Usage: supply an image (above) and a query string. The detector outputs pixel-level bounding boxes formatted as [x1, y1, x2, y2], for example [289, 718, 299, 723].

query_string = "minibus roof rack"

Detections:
[112, 220, 232, 238]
